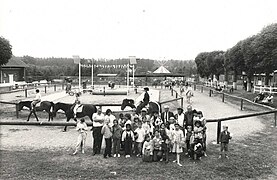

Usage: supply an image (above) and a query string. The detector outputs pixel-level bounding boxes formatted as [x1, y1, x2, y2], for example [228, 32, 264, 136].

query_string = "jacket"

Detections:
[219, 131, 232, 143]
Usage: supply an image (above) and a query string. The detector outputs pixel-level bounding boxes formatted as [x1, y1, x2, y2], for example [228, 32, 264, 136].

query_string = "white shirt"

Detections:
[135, 128, 146, 143]
[92, 113, 105, 127]
[105, 114, 116, 127]
[76, 122, 88, 133]
[34, 93, 41, 101]
[176, 113, 185, 127]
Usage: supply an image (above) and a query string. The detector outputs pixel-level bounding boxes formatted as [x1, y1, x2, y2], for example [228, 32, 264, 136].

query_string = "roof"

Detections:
[97, 74, 117, 77]
[153, 66, 170, 74]
[2, 56, 27, 68]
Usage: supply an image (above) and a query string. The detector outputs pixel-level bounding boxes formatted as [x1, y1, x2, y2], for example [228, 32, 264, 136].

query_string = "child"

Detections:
[73, 118, 88, 155]
[112, 119, 123, 157]
[152, 130, 163, 162]
[194, 121, 204, 140]
[118, 113, 125, 128]
[142, 119, 151, 135]
[172, 123, 185, 166]
[142, 135, 153, 162]
[193, 140, 204, 160]
[132, 117, 140, 131]
[134, 121, 146, 157]
[122, 124, 135, 158]
[151, 111, 163, 129]
[185, 126, 193, 157]
[160, 124, 170, 162]
[101, 118, 113, 158]
[219, 125, 232, 159]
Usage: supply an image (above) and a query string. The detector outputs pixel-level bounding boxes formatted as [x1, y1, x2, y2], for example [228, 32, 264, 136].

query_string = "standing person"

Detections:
[31, 89, 41, 109]
[139, 108, 150, 122]
[160, 124, 170, 162]
[185, 126, 193, 157]
[175, 108, 185, 134]
[151, 111, 163, 129]
[105, 109, 116, 127]
[172, 123, 185, 167]
[142, 135, 153, 162]
[73, 118, 88, 155]
[101, 118, 113, 158]
[122, 124, 135, 158]
[184, 105, 194, 130]
[219, 126, 232, 159]
[161, 105, 174, 124]
[134, 121, 146, 157]
[92, 108, 105, 155]
[152, 130, 163, 162]
[112, 119, 122, 157]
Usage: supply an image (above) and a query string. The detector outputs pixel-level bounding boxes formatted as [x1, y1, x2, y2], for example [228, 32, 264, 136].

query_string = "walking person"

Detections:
[92, 108, 105, 155]
[73, 118, 88, 155]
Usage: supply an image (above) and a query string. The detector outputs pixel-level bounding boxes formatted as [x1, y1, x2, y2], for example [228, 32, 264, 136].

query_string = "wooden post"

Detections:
[240, 99, 243, 110]
[274, 112, 277, 127]
[217, 121, 221, 144]
[181, 97, 184, 109]
[171, 89, 173, 96]
[25, 88, 28, 97]
[194, 84, 196, 90]
[45, 86, 47, 93]
[176, 91, 178, 98]
[201, 86, 203, 93]
[222, 93, 225, 102]
[62, 83, 64, 90]
[15, 104, 19, 118]
[209, 89, 212, 97]
[103, 87, 105, 96]
[54, 84, 56, 91]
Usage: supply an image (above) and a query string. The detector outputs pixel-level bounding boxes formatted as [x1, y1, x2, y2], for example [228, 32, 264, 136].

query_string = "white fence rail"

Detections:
[253, 86, 277, 94]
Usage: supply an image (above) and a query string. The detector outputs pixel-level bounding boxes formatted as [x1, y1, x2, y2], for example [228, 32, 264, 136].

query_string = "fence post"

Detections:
[103, 87, 106, 96]
[176, 91, 178, 98]
[15, 104, 19, 118]
[62, 83, 64, 90]
[171, 89, 173, 96]
[194, 84, 196, 90]
[54, 84, 56, 91]
[222, 93, 225, 102]
[240, 99, 243, 110]
[217, 121, 221, 144]
[45, 86, 47, 93]
[201, 86, 203, 93]
[274, 112, 277, 127]
[209, 89, 212, 97]
[25, 88, 28, 98]
[181, 97, 184, 109]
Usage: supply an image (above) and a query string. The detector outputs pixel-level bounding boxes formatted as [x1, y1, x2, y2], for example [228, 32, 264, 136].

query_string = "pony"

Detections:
[18, 101, 55, 122]
[53, 102, 97, 131]
[121, 98, 160, 115]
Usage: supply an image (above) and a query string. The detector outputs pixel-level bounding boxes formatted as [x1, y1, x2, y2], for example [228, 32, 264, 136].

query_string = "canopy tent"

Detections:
[153, 66, 170, 74]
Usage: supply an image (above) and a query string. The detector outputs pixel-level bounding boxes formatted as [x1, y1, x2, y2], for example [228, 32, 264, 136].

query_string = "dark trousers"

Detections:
[153, 149, 162, 162]
[92, 126, 103, 154]
[113, 138, 121, 155]
[135, 142, 143, 155]
[124, 138, 133, 156]
[104, 138, 112, 157]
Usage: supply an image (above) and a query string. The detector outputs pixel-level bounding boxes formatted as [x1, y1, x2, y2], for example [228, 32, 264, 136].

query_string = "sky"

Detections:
[0, 0, 276, 60]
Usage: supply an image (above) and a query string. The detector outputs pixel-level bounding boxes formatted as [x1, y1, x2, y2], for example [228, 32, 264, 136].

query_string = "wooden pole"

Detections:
[15, 104, 19, 118]
[209, 89, 212, 97]
[217, 121, 221, 144]
[181, 97, 184, 109]
[25, 88, 28, 97]
[222, 93, 225, 102]
[45, 86, 47, 93]
[194, 84, 196, 90]
[54, 84, 56, 91]
[103, 87, 106, 96]
[201, 86, 203, 93]
[175, 91, 178, 98]
[240, 99, 243, 110]
[171, 89, 173, 96]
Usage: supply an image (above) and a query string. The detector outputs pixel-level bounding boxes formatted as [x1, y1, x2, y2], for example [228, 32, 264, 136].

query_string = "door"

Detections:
[8, 74, 14, 84]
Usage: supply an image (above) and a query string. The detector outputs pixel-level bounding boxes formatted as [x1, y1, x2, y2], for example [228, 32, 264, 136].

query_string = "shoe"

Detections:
[218, 155, 222, 159]
[204, 153, 207, 157]
[108, 154, 112, 157]
[73, 151, 77, 155]
[177, 163, 183, 167]
[225, 156, 229, 159]
[113, 154, 117, 157]
[160, 159, 163, 162]
[136, 154, 140, 157]
[125, 155, 130, 158]
[117, 154, 120, 157]
[173, 160, 177, 163]
[104, 156, 107, 158]
[92, 152, 96, 156]
[82, 150, 84, 154]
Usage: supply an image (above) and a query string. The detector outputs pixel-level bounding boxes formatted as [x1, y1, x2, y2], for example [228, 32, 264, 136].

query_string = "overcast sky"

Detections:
[0, 0, 276, 60]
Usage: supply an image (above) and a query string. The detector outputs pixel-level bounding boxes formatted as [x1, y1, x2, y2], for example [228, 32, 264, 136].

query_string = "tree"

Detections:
[195, 52, 210, 78]
[253, 23, 277, 85]
[0, 37, 12, 66]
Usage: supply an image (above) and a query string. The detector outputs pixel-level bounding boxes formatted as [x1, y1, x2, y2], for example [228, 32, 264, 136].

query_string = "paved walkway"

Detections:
[179, 89, 265, 144]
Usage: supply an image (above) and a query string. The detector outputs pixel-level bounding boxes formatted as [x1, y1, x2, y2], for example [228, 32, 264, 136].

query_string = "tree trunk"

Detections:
[247, 76, 252, 92]
[233, 70, 238, 90]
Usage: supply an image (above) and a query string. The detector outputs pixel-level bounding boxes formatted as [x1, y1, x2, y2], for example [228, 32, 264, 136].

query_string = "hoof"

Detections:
[62, 130, 67, 132]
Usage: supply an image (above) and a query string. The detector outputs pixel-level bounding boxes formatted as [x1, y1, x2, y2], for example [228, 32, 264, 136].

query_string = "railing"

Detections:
[253, 85, 277, 94]
[159, 88, 184, 110]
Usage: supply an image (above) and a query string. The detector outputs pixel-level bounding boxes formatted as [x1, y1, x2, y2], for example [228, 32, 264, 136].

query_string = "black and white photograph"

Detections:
[0, 0, 277, 179]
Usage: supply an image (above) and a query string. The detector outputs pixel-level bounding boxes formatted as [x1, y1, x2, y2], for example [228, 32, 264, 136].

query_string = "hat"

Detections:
[177, 107, 183, 111]
[144, 87, 149, 91]
[141, 108, 147, 112]
[164, 105, 169, 109]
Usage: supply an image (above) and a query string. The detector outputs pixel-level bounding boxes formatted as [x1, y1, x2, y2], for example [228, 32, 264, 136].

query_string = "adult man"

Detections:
[161, 105, 174, 124]
[31, 89, 41, 110]
[184, 105, 194, 130]
[175, 107, 185, 129]
[92, 108, 105, 155]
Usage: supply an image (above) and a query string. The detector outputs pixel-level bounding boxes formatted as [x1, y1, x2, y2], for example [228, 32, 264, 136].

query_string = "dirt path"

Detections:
[180, 89, 265, 144]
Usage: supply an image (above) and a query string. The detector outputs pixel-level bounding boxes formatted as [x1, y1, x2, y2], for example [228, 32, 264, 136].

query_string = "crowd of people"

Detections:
[71, 104, 231, 166]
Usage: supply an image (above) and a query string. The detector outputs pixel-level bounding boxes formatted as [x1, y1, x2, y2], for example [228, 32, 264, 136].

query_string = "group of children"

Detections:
[72, 108, 232, 165]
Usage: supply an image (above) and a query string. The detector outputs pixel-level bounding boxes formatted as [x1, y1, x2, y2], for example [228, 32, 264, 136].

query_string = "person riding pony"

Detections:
[137, 87, 150, 113]
[31, 89, 41, 110]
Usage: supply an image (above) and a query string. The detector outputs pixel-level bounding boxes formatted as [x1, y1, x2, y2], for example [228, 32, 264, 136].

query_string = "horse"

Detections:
[53, 102, 97, 131]
[18, 101, 55, 122]
[185, 89, 193, 104]
[121, 99, 160, 115]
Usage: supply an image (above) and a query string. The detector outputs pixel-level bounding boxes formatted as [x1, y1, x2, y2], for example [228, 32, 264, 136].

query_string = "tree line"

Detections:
[195, 23, 277, 91]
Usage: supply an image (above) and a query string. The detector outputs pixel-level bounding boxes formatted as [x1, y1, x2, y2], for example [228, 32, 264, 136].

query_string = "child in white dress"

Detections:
[73, 118, 88, 155]
[172, 123, 185, 166]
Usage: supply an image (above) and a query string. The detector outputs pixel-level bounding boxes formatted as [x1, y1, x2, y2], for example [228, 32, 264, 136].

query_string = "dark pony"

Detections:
[53, 102, 97, 131]
[18, 101, 55, 121]
[121, 98, 160, 115]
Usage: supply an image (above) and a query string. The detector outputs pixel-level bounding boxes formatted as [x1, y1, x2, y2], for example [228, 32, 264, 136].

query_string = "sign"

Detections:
[73, 55, 80, 64]
[129, 56, 137, 65]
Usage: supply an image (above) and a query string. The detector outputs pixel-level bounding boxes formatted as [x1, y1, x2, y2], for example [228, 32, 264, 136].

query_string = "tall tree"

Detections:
[0, 37, 12, 66]
[253, 23, 277, 85]
[195, 52, 210, 78]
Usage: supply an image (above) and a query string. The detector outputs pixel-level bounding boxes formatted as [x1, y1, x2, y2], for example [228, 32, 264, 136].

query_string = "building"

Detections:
[0, 56, 27, 84]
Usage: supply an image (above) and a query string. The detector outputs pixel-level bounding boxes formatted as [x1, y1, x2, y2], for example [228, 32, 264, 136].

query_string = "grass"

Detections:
[1, 88, 277, 179]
